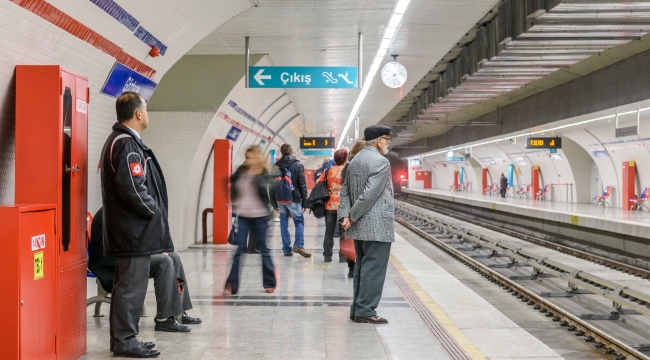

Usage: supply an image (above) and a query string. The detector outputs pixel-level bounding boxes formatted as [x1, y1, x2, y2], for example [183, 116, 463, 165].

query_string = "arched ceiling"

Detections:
[187, 0, 500, 145]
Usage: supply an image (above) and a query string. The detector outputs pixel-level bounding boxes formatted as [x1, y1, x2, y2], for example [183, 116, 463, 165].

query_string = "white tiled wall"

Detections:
[142, 112, 213, 250]
[0, 0, 252, 214]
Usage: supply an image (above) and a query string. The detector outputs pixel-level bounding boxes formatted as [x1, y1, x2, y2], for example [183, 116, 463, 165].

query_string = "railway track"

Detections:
[395, 201, 650, 360]
[401, 195, 650, 280]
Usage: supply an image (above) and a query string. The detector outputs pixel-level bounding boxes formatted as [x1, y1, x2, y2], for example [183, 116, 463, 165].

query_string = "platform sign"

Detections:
[300, 136, 335, 149]
[249, 66, 358, 88]
[101, 62, 158, 101]
[526, 137, 562, 149]
[226, 126, 242, 141]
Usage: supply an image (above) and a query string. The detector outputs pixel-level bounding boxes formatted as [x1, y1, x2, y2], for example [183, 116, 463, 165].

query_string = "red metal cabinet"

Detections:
[14, 65, 88, 359]
[0, 205, 57, 360]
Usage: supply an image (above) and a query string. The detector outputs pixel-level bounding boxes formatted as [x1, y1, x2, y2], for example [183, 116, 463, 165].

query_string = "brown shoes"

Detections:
[354, 315, 388, 324]
[292, 247, 312, 258]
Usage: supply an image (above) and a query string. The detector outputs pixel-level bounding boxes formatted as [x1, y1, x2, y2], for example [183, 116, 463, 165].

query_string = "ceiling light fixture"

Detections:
[337, 0, 412, 149]
[409, 106, 650, 160]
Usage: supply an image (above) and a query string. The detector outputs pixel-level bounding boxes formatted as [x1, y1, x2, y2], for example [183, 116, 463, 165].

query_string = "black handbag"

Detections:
[228, 215, 238, 245]
[306, 169, 331, 219]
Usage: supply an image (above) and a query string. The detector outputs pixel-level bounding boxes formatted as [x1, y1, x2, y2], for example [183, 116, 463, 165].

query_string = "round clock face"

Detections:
[381, 62, 408, 88]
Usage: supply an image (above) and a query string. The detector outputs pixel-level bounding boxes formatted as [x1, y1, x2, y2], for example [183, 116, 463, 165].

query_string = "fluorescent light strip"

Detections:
[337, 0, 411, 149]
[410, 106, 650, 160]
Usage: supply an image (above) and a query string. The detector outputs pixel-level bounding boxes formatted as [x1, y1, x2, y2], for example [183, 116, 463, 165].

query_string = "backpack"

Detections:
[275, 162, 296, 205]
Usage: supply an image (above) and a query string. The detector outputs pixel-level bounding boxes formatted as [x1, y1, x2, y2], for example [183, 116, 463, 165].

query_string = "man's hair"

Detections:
[334, 148, 349, 166]
[366, 138, 378, 146]
[116, 92, 144, 122]
[280, 144, 293, 156]
[350, 140, 366, 159]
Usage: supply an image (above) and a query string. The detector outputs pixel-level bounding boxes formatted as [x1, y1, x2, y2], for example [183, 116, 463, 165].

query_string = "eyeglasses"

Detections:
[380, 136, 391, 142]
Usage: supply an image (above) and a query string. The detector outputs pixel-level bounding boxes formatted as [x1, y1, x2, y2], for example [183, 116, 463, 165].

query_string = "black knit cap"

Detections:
[363, 125, 391, 142]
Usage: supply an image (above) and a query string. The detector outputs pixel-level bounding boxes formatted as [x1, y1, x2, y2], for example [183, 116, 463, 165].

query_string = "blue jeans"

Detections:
[226, 216, 275, 293]
[278, 202, 305, 254]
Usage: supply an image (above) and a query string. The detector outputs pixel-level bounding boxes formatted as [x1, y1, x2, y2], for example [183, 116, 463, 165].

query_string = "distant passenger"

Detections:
[226, 146, 276, 294]
[100, 91, 169, 357]
[316, 148, 348, 263]
[500, 173, 508, 198]
[339, 125, 394, 324]
[271, 144, 311, 258]
[314, 158, 333, 182]
[339, 140, 368, 278]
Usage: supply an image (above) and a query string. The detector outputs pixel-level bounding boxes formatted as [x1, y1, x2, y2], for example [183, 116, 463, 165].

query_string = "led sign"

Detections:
[300, 137, 335, 149]
[526, 137, 562, 149]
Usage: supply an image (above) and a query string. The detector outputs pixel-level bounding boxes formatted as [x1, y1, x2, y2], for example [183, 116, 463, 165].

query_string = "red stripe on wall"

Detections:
[10, 0, 157, 78]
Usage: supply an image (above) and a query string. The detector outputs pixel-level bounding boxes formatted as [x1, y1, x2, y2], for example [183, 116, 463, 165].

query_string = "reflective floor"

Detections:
[82, 217, 453, 359]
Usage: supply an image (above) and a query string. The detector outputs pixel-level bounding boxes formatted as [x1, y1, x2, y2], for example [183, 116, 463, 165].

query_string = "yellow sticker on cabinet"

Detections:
[491, 203, 497, 210]
[34, 251, 44, 280]
[570, 215, 579, 226]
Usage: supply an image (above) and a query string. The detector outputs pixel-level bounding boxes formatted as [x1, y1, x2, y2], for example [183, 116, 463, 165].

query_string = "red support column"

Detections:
[453, 170, 459, 190]
[531, 165, 540, 198]
[213, 140, 233, 244]
[482, 168, 488, 194]
[622, 161, 636, 209]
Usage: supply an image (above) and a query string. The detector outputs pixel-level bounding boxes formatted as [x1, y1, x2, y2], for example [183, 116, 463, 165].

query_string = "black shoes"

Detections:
[181, 312, 202, 325]
[154, 317, 191, 332]
[324, 257, 332, 263]
[347, 270, 354, 278]
[354, 315, 388, 324]
[293, 247, 312, 258]
[248, 249, 261, 254]
[349, 315, 355, 321]
[110, 339, 154, 353]
[113, 343, 160, 358]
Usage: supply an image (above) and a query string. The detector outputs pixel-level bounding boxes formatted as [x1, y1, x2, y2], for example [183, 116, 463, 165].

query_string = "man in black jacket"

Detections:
[100, 92, 171, 358]
[270, 144, 311, 257]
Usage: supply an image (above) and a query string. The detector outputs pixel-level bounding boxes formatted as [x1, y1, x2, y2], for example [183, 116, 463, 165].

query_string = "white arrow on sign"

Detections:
[254, 69, 272, 85]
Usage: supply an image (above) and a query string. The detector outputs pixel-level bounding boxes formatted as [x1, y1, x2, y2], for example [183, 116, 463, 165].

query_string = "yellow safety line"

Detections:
[390, 254, 486, 360]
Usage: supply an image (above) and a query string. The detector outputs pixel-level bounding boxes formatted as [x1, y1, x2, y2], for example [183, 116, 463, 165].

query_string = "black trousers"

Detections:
[149, 252, 193, 319]
[500, 188, 507, 197]
[323, 210, 339, 260]
[110, 256, 150, 352]
[350, 240, 391, 317]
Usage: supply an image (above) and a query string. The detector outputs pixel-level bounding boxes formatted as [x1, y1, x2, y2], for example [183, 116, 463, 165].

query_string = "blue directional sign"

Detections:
[249, 66, 358, 89]
[226, 126, 242, 141]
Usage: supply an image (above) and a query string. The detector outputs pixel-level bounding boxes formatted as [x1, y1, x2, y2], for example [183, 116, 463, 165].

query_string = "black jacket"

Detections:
[500, 175, 508, 189]
[88, 208, 116, 292]
[230, 165, 272, 212]
[100, 122, 174, 257]
[271, 155, 308, 209]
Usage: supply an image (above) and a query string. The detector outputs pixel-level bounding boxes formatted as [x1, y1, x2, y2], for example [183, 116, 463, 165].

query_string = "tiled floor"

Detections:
[82, 217, 453, 359]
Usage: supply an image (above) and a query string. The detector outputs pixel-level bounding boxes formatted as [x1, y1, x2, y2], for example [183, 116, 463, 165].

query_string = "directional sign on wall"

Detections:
[249, 66, 358, 89]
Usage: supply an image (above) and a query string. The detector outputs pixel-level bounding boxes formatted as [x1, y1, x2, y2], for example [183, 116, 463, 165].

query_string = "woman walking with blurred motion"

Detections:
[225, 146, 276, 294]
[317, 148, 349, 263]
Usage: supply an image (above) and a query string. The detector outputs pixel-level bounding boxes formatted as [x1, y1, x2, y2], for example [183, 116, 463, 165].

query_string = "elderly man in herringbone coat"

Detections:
[338, 125, 394, 324]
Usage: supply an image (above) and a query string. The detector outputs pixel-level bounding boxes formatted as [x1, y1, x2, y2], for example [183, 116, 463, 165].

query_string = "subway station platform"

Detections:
[402, 188, 650, 239]
[82, 216, 567, 359]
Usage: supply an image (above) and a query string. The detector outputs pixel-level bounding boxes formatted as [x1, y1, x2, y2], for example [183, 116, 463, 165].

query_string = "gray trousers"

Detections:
[350, 240, 391, 317]
[110, 256, 150, 352]
[150, 252, 193, 319]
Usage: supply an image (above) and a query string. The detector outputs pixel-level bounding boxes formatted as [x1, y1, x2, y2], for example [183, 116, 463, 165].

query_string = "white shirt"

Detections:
[124, 125, 141, 139]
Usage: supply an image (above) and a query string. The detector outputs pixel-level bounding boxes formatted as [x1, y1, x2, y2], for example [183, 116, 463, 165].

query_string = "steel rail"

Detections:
[402, 195, 650, 280]
[394, 203, 649, 360]
[398, 205, 650, 316]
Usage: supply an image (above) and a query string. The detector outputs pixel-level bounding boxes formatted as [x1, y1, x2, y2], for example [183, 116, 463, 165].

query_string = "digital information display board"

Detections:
[300, 137, 335, 149]
[526, 137, 562, 149]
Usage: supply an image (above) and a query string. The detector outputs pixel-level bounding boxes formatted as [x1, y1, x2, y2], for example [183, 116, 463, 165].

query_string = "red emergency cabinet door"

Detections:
[0, 205, 57, 360]
[415, 171, 432, 189]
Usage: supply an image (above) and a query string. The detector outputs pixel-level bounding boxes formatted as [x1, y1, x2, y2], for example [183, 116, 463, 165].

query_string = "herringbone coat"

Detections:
[338, 146, 395, 242]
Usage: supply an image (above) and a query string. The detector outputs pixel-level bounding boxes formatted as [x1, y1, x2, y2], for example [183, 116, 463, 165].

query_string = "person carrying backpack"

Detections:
[270, 144, 311, 258]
